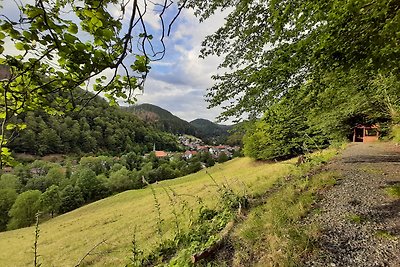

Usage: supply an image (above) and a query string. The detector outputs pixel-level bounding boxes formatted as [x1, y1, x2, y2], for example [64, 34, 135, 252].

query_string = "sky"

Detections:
[1, 1, 229, 123]
[134, 6, 228, 123]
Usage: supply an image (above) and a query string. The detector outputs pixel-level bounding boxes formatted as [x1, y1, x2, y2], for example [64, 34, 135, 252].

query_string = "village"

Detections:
[152, 135, 241, 160]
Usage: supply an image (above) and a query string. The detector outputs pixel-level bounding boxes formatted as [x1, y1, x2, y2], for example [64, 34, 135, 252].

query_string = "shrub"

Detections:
[7, 190, 41, 230]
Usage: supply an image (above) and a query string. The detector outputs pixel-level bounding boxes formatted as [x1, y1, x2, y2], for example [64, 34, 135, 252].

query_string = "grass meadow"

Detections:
[0, 149, 340, 266]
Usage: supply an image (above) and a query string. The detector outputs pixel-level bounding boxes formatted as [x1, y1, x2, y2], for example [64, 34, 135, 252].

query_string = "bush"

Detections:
[0, 174, 22, 192]
[217, 152, 229, 163]
[59, 185, 84, 213]
[107, 167, 136, 193]
[0, 189, 18, 231]
[7, 190, 41, 230]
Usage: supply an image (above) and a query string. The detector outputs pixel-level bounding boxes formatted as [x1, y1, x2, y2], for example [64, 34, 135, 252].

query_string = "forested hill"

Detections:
[190, 119, 232, 142]
[130, 104, 233, 143]
[8, 98, 179, 156]
[128, 103, 197, 135]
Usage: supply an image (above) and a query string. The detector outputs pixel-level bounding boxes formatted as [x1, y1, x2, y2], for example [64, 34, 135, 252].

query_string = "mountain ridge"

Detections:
[130, 103, 232, 143]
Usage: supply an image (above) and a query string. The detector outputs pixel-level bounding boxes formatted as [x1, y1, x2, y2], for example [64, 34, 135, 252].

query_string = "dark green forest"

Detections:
[130, 103, 198, 135]
[132, 104, 233, 144]
[8, 97, 179, 156]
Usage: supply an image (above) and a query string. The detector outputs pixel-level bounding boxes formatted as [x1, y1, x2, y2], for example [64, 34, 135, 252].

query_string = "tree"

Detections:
[0, 188, 17, 231]
[73, 168, 101, 202]
[184, 160, 202, 175]
[151, 163, 176, 183]
[121, 152, 142, 171]
[45, 166, 65, 187]
[185, 0, 400, 121]
[0, 0, 188, 167]
[7, 190, 41, 230]
[0, 173, 21, 191]
[107, 167, 135, 193]
[79, 156, 113, 175]
[182, 0, 400, 158]
[59, 185, 84, 214]
[217, 152, 229, 164]
[198, 152, 215, 167]
[37, 128, 62, 155]
[40, 185, 61, 218]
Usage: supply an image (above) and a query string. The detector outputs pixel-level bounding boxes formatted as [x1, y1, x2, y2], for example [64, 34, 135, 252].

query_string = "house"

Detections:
[353, 124, 379, 143]
[155, 151, 168, 158]
[183, 150, 198, 160]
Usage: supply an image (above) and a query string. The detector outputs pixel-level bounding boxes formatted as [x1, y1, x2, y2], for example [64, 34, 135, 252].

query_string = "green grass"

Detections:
[0, 148, 341, 266]
[229, 152, 341, 266]
[375, 230, 396, 240]
[391, 124, 400, 143]
[347, 213, 364, 224]
[385, 183, 400, 198]
[0, 157, 298, 266]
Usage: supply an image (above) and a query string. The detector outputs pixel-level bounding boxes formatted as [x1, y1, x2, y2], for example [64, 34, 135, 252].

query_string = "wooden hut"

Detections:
[353, 124, 379, 143]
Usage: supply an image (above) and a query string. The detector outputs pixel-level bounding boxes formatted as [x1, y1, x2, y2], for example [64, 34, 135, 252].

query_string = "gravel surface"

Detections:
[304, 143, 400, 267]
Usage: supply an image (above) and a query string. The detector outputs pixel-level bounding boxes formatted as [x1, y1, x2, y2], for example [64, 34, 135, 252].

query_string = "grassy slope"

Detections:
[0, 157, 300, 267]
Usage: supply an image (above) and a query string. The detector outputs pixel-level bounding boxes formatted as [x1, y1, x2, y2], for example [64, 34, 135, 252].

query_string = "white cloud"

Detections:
[136, 8, 233, 123]
[1, 1, 233, 123]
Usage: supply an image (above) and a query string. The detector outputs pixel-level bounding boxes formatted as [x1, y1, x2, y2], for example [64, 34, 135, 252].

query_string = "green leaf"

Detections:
[0, 32, 5, 40]
[15, 42, 25, 50]
[1, 147, 11, 156]
[102, 29, 113, 40]
[83, 9, 92, 17]
[6, 124, 16, 130]
[68, 23, 78, 34]
[22, 31, 31, 39]
[94, 38, 103, 46]
[64, 33, 77, 43]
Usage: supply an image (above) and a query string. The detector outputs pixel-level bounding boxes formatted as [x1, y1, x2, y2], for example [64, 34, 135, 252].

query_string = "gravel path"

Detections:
[305, 142, 400, 267]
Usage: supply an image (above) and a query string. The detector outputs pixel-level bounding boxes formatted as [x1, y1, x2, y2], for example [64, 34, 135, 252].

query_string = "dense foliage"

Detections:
[185, 0, 400, 159]
[0, 0, 186, 166]
[8, 96, 179, 156]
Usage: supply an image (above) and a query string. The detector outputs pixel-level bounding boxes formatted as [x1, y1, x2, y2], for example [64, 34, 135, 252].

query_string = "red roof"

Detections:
[184, 150, 198, 155]
[155, 151, 168, 157]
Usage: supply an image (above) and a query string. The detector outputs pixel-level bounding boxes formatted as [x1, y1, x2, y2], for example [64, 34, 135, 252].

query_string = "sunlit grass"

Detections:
[0, 156, 300, 266]
[385, 183, 400, 198]
[230, 151, 341, 266]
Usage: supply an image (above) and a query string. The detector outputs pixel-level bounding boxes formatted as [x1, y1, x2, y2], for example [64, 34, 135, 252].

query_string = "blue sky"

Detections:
[1, 1, 228, 123]
[134, 5, 228, 123]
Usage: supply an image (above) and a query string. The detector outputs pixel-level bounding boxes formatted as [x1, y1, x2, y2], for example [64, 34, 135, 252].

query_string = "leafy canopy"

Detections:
[0, 0, 186, 167]
[185, 0, 400, 120]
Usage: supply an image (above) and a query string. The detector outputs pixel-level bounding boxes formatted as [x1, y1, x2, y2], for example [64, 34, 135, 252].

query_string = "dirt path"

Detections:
[305, 142, 400, 267]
